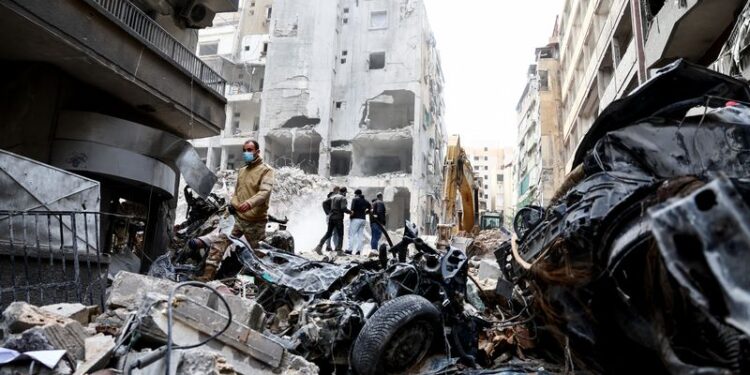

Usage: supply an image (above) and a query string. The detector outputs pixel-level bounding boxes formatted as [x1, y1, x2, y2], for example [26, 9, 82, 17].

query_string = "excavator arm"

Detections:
[441, 135, 477, 233]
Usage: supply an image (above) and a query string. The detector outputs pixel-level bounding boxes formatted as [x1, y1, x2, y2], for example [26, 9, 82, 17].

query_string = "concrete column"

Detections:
[318, 146, 330, 177]
[206, 147, 215, 170]
[220, 147, 229, 171]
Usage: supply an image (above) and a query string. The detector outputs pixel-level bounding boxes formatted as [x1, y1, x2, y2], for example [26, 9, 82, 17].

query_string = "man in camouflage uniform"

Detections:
[193, 139, 274, 281]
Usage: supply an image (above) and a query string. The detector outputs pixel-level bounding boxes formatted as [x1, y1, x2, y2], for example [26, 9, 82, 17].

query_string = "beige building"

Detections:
[514, 27, 565, 209]
[559, 0, 746, 170]
[466, 147, 514, 223]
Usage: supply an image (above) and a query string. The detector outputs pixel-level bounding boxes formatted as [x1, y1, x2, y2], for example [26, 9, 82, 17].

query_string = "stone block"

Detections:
[477, 259, 502, 281]
[2, 302, 73, 334]
[107, 271, 210, 310]
[41, 303, 96, 325]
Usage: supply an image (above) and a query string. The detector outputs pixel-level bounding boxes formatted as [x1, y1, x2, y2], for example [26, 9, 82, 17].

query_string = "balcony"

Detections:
[644, 0, 746, 69]
[88, 0, 226, 95]
[0, 0, 231, 138]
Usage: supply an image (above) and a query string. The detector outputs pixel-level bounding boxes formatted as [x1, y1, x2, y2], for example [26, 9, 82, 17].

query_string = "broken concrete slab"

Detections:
[135, 293, 284, 370]
[73, 334, 116, 375]
[107, 271, 211, 310]
[2, 302, 74, 334]
[123, 348, 237, 375]
[41, 303, 97, 326]
[109, 272, 266, 331]
[32, 321, 89, 362]
[477, 258, 502, 281]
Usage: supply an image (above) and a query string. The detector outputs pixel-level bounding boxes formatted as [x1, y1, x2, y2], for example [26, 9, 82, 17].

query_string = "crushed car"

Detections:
[503, 59, 750, 374]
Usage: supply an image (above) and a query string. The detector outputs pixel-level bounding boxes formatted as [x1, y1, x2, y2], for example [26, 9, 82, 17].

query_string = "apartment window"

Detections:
[474, 156, 479, 161]
[335, 101, 343, 109]
[370, 11, 388, 29]
[343, 18, 349, 24]
[198, 42, 218, 56]
[233, 112, 240, 118]
[244, 45, 250, 51]
[484, 184, 489, 190]
[539, 70, 549, 91]
[262, 42, 269, 55]
[369, 52, 386, 69]
[343, 7, 350, 13]
[484, 166, 488, 170]
[484, 194, 489, 199]
[249, 10, 254, 16]
[473, 166, 479, 171]
[484, 156, 488, 161]
[250, 1, 255, 7]
[484, 147, 488, 151]
[342, 50, 348, 56]
[341, 58, 347, 64]
[497, 174, 503, 182]
[484, 175, 488, 180]
[266, 7, 272, 19]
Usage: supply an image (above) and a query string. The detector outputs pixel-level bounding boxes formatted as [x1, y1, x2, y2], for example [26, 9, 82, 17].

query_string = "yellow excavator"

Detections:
[438, 135, 478, 249]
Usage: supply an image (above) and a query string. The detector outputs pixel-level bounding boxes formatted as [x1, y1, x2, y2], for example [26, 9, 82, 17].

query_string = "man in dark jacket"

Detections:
[346, 189, 371, 255]
[322, 191, 341, 251]
[314, 186, 350, 255]
[370, 193, 387, 253]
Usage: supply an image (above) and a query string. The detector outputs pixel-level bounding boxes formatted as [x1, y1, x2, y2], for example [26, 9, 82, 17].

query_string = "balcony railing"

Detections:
[84, 0, 226, 96]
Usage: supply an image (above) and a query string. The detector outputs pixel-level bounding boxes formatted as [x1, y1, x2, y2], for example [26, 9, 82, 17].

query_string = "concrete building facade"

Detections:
[466, 147, 514, 222]
[558, 0, 746, 170]
[514, 30, 565, 210]
[193, 0, 447, 233]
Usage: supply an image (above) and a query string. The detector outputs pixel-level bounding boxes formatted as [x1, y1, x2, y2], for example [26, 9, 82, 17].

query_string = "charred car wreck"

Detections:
[504, 60, 750, 374]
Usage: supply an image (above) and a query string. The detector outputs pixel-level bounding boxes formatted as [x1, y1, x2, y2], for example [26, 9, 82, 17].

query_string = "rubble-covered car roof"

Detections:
[571, 59, 750, 169]
[508, 60, 750, 374]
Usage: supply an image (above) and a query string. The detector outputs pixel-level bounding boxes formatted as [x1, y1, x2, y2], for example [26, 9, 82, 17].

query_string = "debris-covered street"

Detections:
[3, 0, 750, 374]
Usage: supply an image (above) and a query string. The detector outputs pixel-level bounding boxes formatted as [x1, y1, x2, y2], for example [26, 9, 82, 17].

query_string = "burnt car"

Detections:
[504, 60, 750, 374]
[227, 220, 489, 374]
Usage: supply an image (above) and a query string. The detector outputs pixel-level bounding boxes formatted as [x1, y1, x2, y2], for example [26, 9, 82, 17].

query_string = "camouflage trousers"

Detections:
[200, 220, 267, 270]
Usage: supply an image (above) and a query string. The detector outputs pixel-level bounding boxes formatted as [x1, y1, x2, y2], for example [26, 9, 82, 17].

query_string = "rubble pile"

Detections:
[0, 272, 319, 375]
[470, 228, 511, 258]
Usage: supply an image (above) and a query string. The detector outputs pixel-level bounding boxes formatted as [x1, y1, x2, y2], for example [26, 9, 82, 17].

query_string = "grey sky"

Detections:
[425, 1, 563, 148]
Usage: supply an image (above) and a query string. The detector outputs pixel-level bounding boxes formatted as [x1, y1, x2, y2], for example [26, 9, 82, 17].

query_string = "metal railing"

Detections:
[84, 0, 227, 96]
[0, 211, 126, 310]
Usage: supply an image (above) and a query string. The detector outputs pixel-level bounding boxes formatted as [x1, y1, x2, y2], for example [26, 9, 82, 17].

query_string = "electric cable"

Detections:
[164, 281, 233, 375]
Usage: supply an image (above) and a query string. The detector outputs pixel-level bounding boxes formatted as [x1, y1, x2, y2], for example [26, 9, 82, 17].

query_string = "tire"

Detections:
[352, 295, 441, 375]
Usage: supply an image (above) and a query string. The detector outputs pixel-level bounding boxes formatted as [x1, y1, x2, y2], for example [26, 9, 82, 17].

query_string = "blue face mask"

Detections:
[243, 151, 255, 163]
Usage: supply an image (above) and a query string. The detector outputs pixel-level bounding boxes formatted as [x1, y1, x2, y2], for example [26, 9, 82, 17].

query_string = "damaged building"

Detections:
[193, 0, 447, 233]
[558, 0, 748, 171]
[514, 27, 565, 209]
[0, 0, 237, 301]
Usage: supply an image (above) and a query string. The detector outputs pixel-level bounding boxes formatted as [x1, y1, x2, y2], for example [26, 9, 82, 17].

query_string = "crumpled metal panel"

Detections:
[56, 111, 216, 197]
[650, 177, 750, 336]
[573, 59, 750, 168]
[236, 243, 360, 296]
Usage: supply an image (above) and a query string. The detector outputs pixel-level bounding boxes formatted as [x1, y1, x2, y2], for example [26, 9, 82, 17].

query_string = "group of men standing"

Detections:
[313, 187, 387, 256]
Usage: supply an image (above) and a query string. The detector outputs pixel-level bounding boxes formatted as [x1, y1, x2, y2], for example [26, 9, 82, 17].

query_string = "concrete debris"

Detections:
[123, 348, 237, 375]
[477, 258, 502, 281]
[0, 272, 317, 375]
[2, 302, 76, 334]
[40, 304, 98, 326]
[73, 334, 115, 375]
